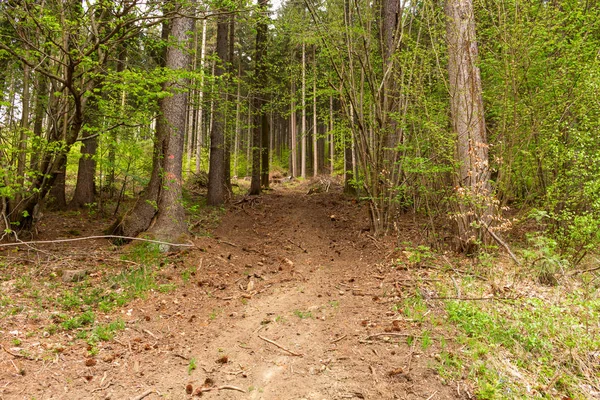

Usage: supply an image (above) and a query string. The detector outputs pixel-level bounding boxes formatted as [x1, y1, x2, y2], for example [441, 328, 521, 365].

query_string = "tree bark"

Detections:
[195, 17, 208, 174]
[108, 15, 171, 238]
[224, 14, 236, 194]
[329, 94, 334, 174]
[250, 0, 269, 194]
[446, 0, 493, 251]
[69, 132, 98, 209]
[147, 6, 194, 244]
[301, 42, 307, 179]
[312, 46, 318, 177]
[290, 79, 297, 177]
[207, 13, 229, 205]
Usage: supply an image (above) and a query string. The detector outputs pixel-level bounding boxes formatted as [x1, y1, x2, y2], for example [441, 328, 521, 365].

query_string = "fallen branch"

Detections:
[130, 389, 155, 400]
[218, 239, 239, 248]
[287, 239, 307, 253]
[258, 335, 303, 357]
[1, 344, 37, 361]
[331, 334, 348, 344]
[198, 385, 246, 394]
[481, 223, 520, 266]
[425, 390, 438, 400]
[569, 264, 600, 276]
[427, 295, 518, 301]
[363, 333, 413, 341]
[0, 235, 193, 248]
[360, 332, 451, 343]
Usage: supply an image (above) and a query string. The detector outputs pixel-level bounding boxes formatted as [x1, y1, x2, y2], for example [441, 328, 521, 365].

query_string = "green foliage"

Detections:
[188, 357, 197, 375]
[293, 309, 313, 319]
[88, 319, 125, 343]
[520, 232, 569, 285]
[60, 310, 95, 331]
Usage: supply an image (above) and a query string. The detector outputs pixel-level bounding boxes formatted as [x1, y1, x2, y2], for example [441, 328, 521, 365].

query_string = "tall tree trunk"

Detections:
[290, 79, 297, 177]
[344, 104, 356, 195]
[148, 6, 194, 244]
[107, 46, 127, 198]
[329, 94, 334, 174]
[446, 0, 493, 251]
[207, 13, 229, 205]
[312, 47, 318, 177]
[195, 17, 208, 174]
[233, 62, 242, 178]
[108, 17, 171, 238]
[186, 19, 199, 174]
[224, 14, 235, 194]
[30, 72, 48, 172]
[13, 64, 31, 210]
[250, 0, 269, 194]
[301, 42, 307, 179]
[260, 109, 269, 188]
[246, 101, 252, 177]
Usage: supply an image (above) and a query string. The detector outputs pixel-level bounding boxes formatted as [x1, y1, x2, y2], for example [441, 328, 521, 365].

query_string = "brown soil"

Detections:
[0, 182, 470, 400]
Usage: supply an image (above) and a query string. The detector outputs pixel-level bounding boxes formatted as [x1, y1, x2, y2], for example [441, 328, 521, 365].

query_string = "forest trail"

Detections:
[1, 182, 465, 400]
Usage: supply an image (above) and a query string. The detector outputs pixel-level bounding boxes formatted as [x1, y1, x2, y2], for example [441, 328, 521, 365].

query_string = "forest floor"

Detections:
[1, 179, 599, 399]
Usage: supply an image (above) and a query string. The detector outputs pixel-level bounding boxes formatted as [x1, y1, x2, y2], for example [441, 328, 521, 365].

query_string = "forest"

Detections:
[0, 0, 599, 399]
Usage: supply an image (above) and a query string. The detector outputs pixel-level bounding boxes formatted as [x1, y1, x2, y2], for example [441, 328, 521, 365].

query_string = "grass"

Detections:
[0, 241, 173, 356]
[188, 357, 197, 374]
[434, 266, 600, 399]
[293, 309, 313, 319]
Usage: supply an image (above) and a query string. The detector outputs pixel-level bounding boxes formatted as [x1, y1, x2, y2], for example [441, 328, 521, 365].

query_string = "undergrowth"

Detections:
[0, 242, 174, 354]
[429, 253, 600, 399]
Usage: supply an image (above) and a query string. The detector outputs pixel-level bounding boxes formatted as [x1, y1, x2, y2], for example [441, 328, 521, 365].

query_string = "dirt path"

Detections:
[1, 185, 465, 399]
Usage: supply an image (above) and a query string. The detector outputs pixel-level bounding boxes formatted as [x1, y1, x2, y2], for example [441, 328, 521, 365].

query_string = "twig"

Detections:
[1, 344, 37, 360]
[258, 335, 303, 357]
[287, 239, 307, 253]
[218, 239, 239, 248]
[427, 295, 517, 301]
[130, 389, 155, 400]
[143, 329, 157, 339]
[364, 333, 413, 340]
[481, 223, 520, 266]
[199, 385, 246, 394]
[216, 385, 246, 393]
[331, 334, 348, 344]
[10, 359, 20, 373]
[365, 235, 381, 249]
[426, 390, 438, 400]
[0, 235, 194, 248]
[569, 265, 600, 276]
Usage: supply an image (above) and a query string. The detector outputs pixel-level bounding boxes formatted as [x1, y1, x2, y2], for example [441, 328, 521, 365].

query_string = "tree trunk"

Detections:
[195, 17, 208, 174]
[301, 42, 307, 179]
[70, 132, 98, 208]
[250, 0, 269, 194]
[15, 64, 30, 207]
[329, 94, 334, 174]
[108, 16, 171, 238]
[233, 63, 242, 178]
[147, 7, 193, 244]
[30, 72, 48, 172]
[186, 19, 199, 174]
[312, 47, 318, 177]
[207, 13, 229, 205]
[290, 79, 297, 177]
[446, 0, 493, 252]
[49, 162, 67, 209]
[224, 14, 235, 194]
